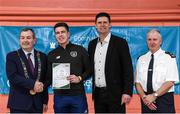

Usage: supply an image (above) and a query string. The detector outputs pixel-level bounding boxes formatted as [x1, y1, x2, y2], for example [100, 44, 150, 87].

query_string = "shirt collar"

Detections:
[98, 32, 111, 44]
[148, 48, 164, 58]
[23, 49, 34, 57]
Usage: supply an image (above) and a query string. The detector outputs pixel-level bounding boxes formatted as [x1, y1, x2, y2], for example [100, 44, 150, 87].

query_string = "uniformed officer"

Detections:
[45, 22, 90, 113]
[135, 29, 179, 113]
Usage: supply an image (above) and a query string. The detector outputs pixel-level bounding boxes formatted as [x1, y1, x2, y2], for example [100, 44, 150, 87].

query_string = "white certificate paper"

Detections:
[52, 63, 70, 89]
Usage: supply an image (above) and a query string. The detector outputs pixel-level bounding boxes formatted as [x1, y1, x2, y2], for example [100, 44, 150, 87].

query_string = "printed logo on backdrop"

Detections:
[84, 78, 92, 93]
[50, 42, 56, 49]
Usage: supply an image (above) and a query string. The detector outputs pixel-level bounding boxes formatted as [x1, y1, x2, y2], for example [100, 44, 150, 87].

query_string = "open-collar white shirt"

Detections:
[94, 33, 111, 87]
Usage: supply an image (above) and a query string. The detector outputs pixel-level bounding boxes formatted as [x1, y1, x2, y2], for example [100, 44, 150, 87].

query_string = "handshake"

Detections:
[32, 81, 44, 94]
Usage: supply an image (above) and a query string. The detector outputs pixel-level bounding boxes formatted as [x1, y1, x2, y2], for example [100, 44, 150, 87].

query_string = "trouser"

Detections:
[141, 92, 175, 113]
[54, 94, 88, 113]
[94, 87, 125, 113]
[10, 102, 42, 113]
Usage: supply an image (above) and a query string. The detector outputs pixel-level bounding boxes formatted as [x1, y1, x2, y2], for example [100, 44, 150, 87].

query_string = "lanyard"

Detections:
[17, 50, 41, 80]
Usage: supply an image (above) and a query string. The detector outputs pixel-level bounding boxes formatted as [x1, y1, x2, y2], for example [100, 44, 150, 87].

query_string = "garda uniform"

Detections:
[136, 48, 179, 113]
[46, 42, 90, 113]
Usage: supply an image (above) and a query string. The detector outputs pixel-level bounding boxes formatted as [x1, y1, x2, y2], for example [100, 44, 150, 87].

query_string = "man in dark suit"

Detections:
[6, 28, 48, 113]
[88, 12, 134, 113]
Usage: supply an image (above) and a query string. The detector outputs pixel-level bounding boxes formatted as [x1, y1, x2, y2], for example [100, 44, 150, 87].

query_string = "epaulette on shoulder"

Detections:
[165, 52, 176, 58]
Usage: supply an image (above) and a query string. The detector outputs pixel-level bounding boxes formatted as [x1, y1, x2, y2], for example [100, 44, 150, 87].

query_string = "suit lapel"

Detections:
[91, 38, 98, 63]
[34, 49, 38, 78]
[18, 49, 34, 77]
[90, 38, 98, 91]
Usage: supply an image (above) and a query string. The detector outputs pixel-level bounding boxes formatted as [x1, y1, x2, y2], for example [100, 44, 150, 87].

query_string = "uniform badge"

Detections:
[70, 51, 77, 57]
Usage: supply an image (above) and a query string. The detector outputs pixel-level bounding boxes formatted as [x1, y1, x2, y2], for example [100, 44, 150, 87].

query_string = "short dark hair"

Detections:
[95, 12, 111, 23]
[54, 22, 69, 32]
[20, 28, 35, 38]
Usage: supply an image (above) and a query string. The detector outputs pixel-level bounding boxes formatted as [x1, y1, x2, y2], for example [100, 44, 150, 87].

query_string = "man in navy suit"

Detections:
[88, 12, 134, 113]
[6, 28, 48, 113]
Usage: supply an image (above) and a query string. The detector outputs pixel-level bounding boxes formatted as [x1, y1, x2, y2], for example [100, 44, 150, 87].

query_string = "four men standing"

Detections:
[5, 13, 179, 113]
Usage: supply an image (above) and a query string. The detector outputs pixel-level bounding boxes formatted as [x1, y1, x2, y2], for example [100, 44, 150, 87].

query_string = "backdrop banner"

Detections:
[0, 26, 179, 94]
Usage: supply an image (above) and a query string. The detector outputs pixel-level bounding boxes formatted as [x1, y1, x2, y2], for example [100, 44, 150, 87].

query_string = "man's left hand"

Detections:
[43, 104, 48, 112]
[67, 74, 81, 83]
[121, 94, 131, 105]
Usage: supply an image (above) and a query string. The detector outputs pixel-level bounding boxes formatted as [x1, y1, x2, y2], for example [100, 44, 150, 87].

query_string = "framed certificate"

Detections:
[52, 63, 70, 89]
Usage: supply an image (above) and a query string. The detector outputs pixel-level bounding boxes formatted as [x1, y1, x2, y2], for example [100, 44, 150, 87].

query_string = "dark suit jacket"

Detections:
[6, 48, 48, 111]
[88, 34, 134, 102]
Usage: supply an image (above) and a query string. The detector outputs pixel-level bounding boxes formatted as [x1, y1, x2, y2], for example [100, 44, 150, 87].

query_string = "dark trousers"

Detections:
[141, 92, 175, 113]
[94, 87, 125, 113]
[53, 94, 88, 113]
[10, 103, 42, 113]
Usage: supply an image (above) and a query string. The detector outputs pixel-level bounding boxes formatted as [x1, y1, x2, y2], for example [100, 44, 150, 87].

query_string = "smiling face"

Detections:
[20, 30, 36, 52]
[55, 26, 70, 48]
[146, 30, 162, 54]
[95, 16, 111, 36]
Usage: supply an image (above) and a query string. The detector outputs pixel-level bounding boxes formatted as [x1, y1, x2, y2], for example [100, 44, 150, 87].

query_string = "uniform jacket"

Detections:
[88, 34, 134, 101]
[6, 48, 48, 111]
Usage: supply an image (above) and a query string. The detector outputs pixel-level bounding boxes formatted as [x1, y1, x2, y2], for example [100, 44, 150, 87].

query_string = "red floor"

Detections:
[0, 94, 180, 113]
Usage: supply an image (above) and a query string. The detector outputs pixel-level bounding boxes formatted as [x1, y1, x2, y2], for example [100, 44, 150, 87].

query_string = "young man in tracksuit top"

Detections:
[45, 22, 91, 113]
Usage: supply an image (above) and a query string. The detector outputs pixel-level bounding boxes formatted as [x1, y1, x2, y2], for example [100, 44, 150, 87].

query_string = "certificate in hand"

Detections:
[52, 63, 70, 89]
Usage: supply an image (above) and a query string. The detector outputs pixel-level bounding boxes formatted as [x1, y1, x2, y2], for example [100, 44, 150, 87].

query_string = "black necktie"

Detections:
[27, 53, 34, 75]
[147, 54, 154, 93]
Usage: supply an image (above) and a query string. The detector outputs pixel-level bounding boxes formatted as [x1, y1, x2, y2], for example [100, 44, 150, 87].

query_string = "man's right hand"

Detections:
[33, 81, 44, 93]
[142, 94, 157, 110]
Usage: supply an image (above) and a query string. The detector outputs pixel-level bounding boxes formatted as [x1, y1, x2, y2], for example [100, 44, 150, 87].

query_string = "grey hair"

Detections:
[147, 29, 162, 39]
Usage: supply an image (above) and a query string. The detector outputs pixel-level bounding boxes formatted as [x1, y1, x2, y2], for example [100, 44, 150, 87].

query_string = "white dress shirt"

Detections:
[135, 48, 179, 92]
[94, 33, 111, 87]
[23, 49, 35, 67]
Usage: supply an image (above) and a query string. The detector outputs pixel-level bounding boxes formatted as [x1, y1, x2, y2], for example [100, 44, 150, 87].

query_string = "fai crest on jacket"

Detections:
[70, 51, 77, 57]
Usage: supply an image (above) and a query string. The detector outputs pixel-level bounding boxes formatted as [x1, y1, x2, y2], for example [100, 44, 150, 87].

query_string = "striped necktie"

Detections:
[27, 53, 34, 75]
